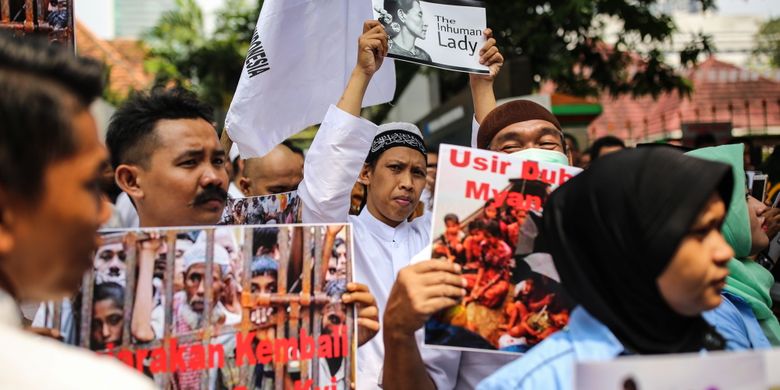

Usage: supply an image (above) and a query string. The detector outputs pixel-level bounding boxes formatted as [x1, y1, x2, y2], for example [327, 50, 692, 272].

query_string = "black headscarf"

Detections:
[543, 147, 733, 354]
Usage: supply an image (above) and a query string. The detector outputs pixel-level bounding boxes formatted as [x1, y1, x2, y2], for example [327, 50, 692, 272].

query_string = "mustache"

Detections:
[193, 185, 228, 207]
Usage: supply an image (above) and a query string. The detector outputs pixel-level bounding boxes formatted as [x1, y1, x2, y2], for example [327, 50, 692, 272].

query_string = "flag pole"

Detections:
[221, 128, 234, 156]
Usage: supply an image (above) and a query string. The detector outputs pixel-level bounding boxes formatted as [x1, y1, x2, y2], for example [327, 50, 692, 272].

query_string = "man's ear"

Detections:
[115, 164, 143, 200]
[396, 9, 406, 24]
[0, 190, 16, 256]
[239, 177, 252, 196]
[567, 150, 574, 166]
[358, 164, 372, 186]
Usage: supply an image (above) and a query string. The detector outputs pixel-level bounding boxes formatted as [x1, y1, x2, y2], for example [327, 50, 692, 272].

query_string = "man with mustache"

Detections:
[0, 33, 154, 388]
[107, 87, 229, 228]
[93, 242, 127, 286]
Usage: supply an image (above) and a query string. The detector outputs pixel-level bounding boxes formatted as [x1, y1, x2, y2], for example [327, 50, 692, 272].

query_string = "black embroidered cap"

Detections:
[366, 122, 427, 164]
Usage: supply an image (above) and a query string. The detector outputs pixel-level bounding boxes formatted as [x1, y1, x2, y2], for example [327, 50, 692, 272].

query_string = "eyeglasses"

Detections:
[98, 249, 126, 262]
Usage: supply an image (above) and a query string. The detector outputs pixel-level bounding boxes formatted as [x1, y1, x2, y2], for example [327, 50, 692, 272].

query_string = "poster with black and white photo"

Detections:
[219, 190, 302, 225]
[372, 0, 489, 74]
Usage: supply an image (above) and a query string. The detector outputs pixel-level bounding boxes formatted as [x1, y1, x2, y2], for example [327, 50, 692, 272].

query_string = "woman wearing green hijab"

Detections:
[688, 144, 780, 348]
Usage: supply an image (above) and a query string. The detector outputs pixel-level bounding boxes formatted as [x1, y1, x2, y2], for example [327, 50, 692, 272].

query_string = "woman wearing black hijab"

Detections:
[478, 147, 735, 390]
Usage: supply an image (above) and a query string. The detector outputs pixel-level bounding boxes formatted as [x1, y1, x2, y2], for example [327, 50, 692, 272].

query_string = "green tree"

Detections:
[370, 0, 715, 123]
[754, 17, 780, 68]
[143, 0, 262, 124]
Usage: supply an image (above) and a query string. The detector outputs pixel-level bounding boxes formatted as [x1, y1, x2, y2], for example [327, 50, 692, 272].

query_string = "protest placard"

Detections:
[372, 0, 489, 74]
[575, 350, 767, 390]
[220, 191, 302, 225]
[74, 224, 356, 389]
[424, 144, 581, 354]
[765, 348, 780, 390]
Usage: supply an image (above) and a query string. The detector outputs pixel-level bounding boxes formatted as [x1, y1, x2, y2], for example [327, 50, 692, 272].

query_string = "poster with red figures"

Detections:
[424, 144, 581, 354]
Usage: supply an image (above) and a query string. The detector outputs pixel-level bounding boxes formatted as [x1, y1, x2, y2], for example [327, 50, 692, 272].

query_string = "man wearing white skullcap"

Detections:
[298, 21, 512, 390]
[137, 239, 232, 343]
[297, 23, 433, 389]
[149, 239, 234, 389]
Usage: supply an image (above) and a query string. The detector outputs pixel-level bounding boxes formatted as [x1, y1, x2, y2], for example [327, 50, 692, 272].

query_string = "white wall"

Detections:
[75, 0, 116, 39]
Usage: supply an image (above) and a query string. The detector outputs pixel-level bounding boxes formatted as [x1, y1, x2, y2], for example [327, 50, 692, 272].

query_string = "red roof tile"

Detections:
[589, 57, 780, 141]
[75, 21, 152, 98]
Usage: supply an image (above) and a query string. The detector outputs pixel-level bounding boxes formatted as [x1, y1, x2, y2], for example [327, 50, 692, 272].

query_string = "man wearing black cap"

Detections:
[476, 99, 568, 156]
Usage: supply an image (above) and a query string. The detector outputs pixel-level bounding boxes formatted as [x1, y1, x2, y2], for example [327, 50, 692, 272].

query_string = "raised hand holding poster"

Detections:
[424, 144, 582, 354]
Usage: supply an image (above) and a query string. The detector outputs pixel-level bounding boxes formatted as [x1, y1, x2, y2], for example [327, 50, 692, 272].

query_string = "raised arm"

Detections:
[299, 21, 389, 223]
[469, 28, 504, 147]
[382, 260, 467, 390]
[131, 234, 163, 342]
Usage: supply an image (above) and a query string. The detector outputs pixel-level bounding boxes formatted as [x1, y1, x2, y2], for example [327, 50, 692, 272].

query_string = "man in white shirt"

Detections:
[0, 33, 155, 389]
[298, 21, 444, 389]
[301, 20, 569, 390]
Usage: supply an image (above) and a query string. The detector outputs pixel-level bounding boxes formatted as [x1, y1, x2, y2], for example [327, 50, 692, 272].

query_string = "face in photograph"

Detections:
[215, 228, 242, 281]
[94, 242, 126, 285]
[184, 263, 224, 313]
[326, 239, 348, 284]
[250, 270, 277, 327]
[398, 0, 426, 40]
[173, 238, 193, 291]
[90, 282, 124, 350]
[322, 300, 346, 336]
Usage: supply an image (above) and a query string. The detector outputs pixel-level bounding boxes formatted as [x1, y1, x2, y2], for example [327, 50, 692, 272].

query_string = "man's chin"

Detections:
[190, 302, 205, 313]
[185, 211, 224, 226]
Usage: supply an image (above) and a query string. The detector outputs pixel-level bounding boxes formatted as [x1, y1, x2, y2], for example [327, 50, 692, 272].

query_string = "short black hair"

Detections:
[590, 136, 626, 161]
[106, 87, 214, 169]
[252, 227, 279, 255]
[468, 219, 486, 232]
[0, 33, 104, 201]
[563, 133, 580, 152]
[444, 213, 459, 224]
[486, 220, 502, 237]
[93, 282, 125, 309]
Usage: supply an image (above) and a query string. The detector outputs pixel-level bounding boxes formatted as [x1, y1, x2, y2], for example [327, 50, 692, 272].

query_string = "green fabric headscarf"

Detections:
[686, 144, 780, 346]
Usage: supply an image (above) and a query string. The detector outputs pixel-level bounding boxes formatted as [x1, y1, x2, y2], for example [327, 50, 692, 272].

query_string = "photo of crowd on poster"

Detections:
[426, 177, 575, 354]
[77, 224, 354, 390]
[3, 0, 73, 46]
[219, 191, 302, 225]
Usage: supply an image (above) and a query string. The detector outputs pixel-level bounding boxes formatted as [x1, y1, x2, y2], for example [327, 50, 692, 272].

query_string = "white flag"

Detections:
[225, 0, 396, 159]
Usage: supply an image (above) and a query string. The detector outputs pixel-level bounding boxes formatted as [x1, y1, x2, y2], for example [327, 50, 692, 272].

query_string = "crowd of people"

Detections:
[2, 11, 780, 390]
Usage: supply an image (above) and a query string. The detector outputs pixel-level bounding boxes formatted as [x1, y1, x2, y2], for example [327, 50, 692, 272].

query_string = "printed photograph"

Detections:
[372, 0, 489, 73]
[424, 145, 581, 354]
[219, 191, 302, 225]
[35, 224, 356, 390]
[2, 0, 74, 46]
